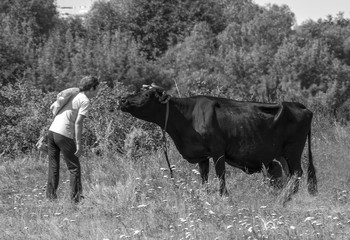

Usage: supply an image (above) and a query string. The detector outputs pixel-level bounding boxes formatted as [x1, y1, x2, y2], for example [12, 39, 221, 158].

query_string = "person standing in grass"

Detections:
[46, 76, 99, 203]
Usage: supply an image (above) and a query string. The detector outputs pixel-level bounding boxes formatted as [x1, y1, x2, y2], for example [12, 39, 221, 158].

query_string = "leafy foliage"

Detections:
[0, 81, 55, 154]
[2, 0, 350, 155]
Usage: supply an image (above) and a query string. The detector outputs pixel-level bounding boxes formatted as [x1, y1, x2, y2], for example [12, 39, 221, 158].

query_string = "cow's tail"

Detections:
[307, 129, 318, 195]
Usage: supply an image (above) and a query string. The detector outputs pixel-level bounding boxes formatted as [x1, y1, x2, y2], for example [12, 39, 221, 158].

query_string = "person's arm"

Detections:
[74, 114, 86, 157]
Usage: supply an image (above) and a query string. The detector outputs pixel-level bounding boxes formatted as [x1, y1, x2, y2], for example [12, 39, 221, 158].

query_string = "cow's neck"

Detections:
[155, 97, 210, 161]
[157, 98, 195, 139]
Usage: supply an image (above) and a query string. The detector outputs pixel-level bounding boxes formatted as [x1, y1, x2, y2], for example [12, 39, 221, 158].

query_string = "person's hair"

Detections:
[78, 76, 99, 92]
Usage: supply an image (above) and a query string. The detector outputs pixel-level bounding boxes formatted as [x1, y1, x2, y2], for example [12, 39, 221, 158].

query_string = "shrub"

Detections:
[0, 80, 55, 154]
[0, 80, 166, 158]
[84, 81, 164, 157]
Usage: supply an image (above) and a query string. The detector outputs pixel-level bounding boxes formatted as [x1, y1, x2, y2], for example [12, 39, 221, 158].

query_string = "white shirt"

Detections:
[49, 92, 90, 139]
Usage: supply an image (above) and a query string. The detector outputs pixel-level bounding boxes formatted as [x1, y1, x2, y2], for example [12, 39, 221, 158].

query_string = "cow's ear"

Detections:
[154, 88, 170, 103]
[159, 91, 171, 104]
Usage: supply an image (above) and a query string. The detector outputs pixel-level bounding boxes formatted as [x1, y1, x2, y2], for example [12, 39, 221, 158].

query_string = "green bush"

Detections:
[82, 81, 164, 157]
[0, 80, 55, 154]
[0, 80, 166, 158]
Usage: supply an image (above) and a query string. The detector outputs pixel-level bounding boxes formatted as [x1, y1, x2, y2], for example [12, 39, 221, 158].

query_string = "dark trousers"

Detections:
[47, 131, 82, 202]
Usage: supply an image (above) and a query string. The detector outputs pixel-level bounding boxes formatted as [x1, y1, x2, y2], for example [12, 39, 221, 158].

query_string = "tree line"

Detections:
[1, 0, 350, 154]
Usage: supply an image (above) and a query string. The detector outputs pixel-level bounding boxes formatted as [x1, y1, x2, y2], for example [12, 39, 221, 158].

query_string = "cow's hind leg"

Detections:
[267, 157, 290, 189]
[213, 155, 228, 196]
[284, 142, 305, 195]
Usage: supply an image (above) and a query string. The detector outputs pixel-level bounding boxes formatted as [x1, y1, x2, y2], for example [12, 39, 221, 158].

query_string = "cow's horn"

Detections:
[150, 83, 164, 90]
[142, 84, 151, 89]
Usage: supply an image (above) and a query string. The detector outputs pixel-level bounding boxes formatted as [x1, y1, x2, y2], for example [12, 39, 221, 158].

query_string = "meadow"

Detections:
[2, 1, 350, 239]
[1, 116, 350, 240]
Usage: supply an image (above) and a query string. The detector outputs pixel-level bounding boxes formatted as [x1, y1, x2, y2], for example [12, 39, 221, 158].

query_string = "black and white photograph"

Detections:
[1, 0, 350, 239]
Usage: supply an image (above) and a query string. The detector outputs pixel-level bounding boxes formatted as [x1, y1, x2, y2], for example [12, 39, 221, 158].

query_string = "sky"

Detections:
[253, 0, 350, 25]
[56, 0, 96, 15]
[57, 0, 94, 6]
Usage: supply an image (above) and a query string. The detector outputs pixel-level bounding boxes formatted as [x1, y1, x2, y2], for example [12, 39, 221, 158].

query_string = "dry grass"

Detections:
[1, 120, 350, 239]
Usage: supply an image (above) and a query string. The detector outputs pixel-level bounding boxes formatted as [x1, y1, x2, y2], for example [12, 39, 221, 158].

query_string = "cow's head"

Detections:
[119, 84, 171, 121]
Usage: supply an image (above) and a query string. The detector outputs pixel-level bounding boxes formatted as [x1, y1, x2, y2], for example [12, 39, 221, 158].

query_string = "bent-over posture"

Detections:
[46, 76, 99, 203]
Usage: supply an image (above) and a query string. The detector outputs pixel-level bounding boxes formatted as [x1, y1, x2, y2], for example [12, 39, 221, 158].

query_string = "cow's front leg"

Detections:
[198, 159, 210, 184]
[213, 155, 228, 196]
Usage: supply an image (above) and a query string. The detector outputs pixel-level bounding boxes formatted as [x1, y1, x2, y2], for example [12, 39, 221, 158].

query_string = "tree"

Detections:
[296, 13, 350, 65]
[0, 0, 58, 86]
[86, 0, 124, 34]
[161, 22, 226, 95]
[0, 36, 26, 85]
[217, 3, 295, 100]
[86, 0, 226, 59]
[0, 0, 58, 40]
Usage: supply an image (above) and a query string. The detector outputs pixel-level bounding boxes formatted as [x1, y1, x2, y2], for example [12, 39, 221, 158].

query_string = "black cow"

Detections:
[119, 86, 317, 198]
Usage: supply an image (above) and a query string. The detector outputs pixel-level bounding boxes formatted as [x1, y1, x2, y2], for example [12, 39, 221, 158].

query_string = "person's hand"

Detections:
[75, 143, 83, 157]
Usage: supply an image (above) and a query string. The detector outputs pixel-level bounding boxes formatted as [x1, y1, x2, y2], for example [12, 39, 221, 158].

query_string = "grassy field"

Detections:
[1, 119, 350, 239]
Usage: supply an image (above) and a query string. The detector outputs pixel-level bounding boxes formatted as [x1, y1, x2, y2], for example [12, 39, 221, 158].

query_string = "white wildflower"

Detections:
[137, 204, 147, 208]
[180, 218, 187, 223]
[227, 225, 233, 229]
[192, 169, 200, 175]
[304, 217, 314, 222]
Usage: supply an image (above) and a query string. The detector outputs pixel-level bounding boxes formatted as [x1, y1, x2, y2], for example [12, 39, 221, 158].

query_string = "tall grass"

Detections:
[1, 120, 350, 239]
